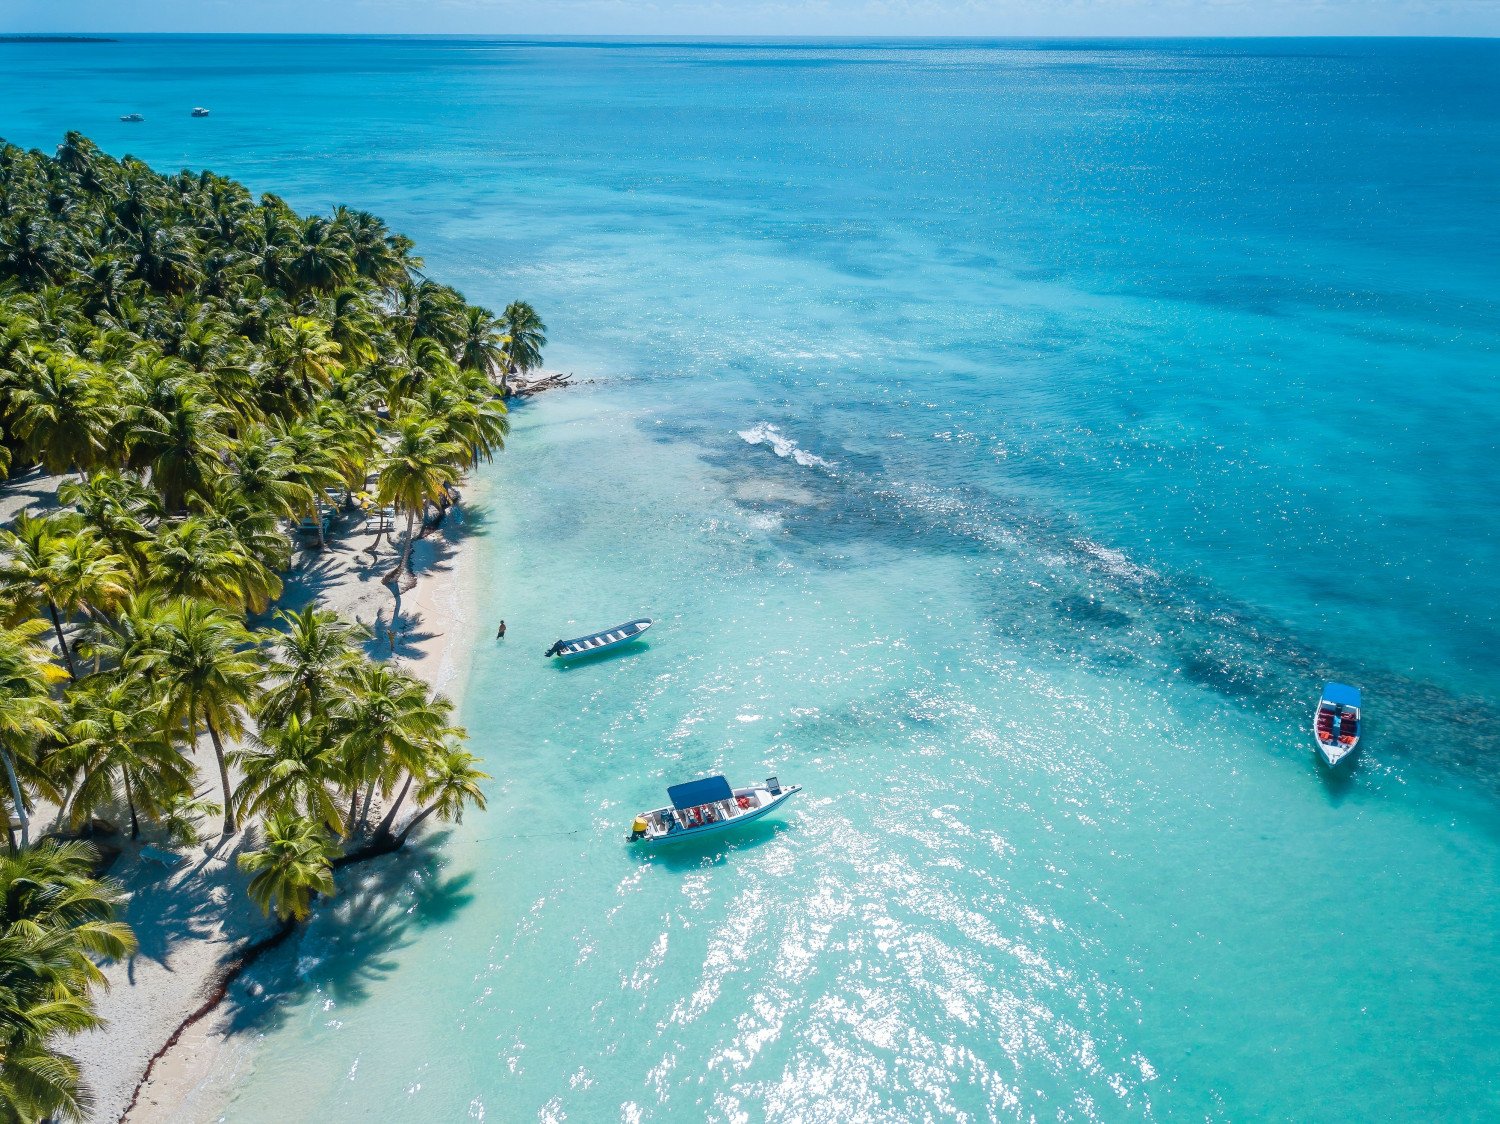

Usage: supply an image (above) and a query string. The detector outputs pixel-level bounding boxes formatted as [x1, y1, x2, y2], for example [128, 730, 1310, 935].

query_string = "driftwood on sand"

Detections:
[504, 370, 576, 398]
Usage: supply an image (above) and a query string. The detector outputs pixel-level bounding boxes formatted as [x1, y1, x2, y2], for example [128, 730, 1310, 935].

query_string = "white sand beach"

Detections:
[52, 489, 489, 1124]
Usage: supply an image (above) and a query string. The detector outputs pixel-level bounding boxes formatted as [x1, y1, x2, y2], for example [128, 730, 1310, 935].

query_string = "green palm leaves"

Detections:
[3, 349, 116, 479]
[500, 300, 546, 375]
[62, 676, 189, 839]
[0, 840, 134, 1122]
[237, 813, 338, 922]
[0, 134, 512, 1108]
[377, 417, 466, 579]
[130, 599, 261, 836]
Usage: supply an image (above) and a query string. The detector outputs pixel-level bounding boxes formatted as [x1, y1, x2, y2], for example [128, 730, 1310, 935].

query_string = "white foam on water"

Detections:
[737, 422, 833, 469]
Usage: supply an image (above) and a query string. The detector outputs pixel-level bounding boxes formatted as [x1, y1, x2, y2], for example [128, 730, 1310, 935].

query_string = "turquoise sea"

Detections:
[4, 36, 1500, 1121]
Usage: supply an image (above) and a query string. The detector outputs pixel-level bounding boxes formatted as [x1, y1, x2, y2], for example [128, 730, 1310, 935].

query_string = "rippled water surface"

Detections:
[4, 36, 1499, 1122]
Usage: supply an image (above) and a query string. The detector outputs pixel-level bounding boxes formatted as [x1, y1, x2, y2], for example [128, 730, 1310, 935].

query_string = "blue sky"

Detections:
[5, 0, 1499, 37]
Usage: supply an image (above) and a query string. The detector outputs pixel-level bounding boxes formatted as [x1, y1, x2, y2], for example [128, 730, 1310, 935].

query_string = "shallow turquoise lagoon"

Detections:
[3, 36, 1498, 1121]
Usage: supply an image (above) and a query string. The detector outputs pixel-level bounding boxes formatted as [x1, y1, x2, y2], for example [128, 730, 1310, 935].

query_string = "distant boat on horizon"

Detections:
[191, 106, 210, 117]
[119, 113, 143, 123]
[630, 774, 800, 845]
[1314, 682, 1361, 767]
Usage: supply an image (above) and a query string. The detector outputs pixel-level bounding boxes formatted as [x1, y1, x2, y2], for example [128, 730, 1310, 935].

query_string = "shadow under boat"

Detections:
[1313, 747, 1362, 805]
[630, 816, 794, 870]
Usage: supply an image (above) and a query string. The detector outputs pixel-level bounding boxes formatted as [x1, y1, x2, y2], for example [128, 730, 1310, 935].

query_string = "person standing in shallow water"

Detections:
[496, 620, 507, 640]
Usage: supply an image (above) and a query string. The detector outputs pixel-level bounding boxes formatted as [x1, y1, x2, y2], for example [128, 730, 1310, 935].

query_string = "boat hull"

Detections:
[638, 785, 800, 846]
[1314, 733, 1360, 768]
[554, 618, 652, 660]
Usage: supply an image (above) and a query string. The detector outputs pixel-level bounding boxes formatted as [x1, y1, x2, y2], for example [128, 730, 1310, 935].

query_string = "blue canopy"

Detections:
[668, 775, 733, 810]
[1322, 682, 1361, 707]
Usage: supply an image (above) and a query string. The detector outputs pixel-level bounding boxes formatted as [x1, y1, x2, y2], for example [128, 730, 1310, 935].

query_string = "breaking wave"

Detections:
[737, 422, 833, 469]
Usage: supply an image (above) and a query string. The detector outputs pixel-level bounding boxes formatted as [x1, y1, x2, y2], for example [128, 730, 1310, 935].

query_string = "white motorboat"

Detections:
[1314, 682, 1361, 767]
[545, 618, 651, 660]
[630, 775, 800, 845]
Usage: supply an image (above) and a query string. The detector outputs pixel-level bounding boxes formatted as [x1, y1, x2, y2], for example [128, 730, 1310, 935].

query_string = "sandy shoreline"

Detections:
[60, 482, 489, 1124]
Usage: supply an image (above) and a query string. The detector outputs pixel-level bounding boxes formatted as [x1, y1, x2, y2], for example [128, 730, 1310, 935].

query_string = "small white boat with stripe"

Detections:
[630, 775, 801, 845]
[544, 617, 652, 660]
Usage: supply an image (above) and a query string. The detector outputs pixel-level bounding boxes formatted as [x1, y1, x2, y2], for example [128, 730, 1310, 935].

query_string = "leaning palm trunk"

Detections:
[372, 773, 414, 839]
[46, 598, 78, 679]
[1, 746, 30, 850]
[123, 766, 140, 839]
[395, 801, 441, 846]
[356, 778, 377, 829]
[204, 716, 237, 835]
[308, 500, 327, 550]
[387, 508, 417, 583]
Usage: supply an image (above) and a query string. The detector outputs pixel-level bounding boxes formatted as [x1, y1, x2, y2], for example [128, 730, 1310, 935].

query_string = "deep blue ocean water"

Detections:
[3, 36, 1498, 1122]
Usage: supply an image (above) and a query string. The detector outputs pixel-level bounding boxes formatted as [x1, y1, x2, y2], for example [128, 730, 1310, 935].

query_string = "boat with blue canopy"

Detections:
[544, 618, 652, 660]
[1314, 682, 1361, 767]
[629, 774, 800, 845]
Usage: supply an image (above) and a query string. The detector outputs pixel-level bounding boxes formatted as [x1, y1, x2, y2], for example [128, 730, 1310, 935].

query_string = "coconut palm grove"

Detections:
[0, 132, 539, 1121]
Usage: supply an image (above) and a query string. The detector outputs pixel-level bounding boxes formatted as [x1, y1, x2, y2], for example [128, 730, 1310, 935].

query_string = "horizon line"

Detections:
[4, 32, 1500, 42]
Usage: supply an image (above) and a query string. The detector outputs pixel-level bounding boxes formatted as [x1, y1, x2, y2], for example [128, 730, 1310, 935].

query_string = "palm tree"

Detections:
[0, 618, 66, 850]
[221, 427, 313, 523]
[142, 516, 281, 614]
[272, 315, 343, 404]
[57, 472, 159, 573]
[322, 287, 380, 368]
[126, 221, 202, 292]
[330, 206, 406, 287]
[272, 418, 343, 550]
[0, 1008, 97, 1124]
[387, 336, 458, 413]
[285, 216, 353, 296]
[396, 742, 489, 845]
[132, 599, 262, 835]
[48, 529, 129, 629]
[331, 662, 450, 838]
[0, 513, 88, 679]
[456, 304, 508, 377]
[0, 840, 135, 969]
[367, 694, 459, 842]
[258, 605, 368, 727]
[234, 714, 343, 831]
[63, 676, 192, 838]
[236, 813, 337, 921]
[307, 397, 378, 503]
[0, 213, 76, 284]
[375, 417, 464, 582]
[499, 300, 546, 378]
[421, 373, 508, 466]
[5, 350, 114, 478]
[391, 278, 464, 349]
[0, 840, 134, 1123]
[123, 375, 229, 512]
